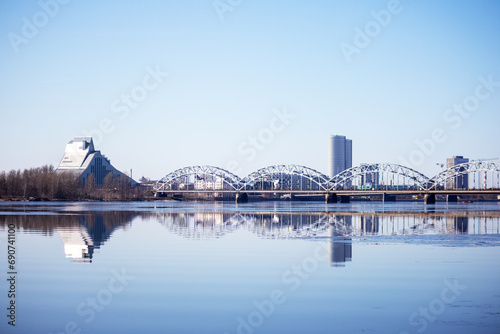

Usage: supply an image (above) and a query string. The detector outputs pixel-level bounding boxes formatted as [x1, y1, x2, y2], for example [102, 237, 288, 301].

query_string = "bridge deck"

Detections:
[155, 189, 500, 195]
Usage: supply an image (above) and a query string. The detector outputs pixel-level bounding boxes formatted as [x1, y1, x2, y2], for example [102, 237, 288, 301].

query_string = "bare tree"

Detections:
[84, 173, 97, 200]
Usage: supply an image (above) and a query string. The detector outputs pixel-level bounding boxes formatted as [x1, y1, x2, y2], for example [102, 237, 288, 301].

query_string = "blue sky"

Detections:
[1, 0, 499, 180]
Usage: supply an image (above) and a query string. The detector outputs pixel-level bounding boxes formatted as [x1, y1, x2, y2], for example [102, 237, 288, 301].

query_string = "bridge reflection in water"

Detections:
[154, 211, 499, 239]
[154, 210, 500, 266]
[2, 209, 499, 266]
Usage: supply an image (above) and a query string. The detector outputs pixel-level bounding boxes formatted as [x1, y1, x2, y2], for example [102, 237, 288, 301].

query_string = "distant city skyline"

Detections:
[1, 1, 499, 179]
[52, 135, 493, 183]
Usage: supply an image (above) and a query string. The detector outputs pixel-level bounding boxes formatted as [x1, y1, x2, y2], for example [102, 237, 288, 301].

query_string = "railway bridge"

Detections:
[154, 162, 500, 204]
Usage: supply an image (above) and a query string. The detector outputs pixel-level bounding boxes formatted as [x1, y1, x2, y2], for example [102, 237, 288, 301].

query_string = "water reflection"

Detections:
[58, 213, 131, 263]
[154, 211, 500, 239]
[1, 208, 499, 266]
[0, 211, 138, 263]
[58, 226, 94, 263]
[328, 239, 352, 267]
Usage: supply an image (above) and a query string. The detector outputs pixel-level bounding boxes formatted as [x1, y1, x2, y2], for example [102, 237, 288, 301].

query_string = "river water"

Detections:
[0, 201, 499, 334]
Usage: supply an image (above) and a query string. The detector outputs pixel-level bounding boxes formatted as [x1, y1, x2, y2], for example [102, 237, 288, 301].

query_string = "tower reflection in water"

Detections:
[328, 216, 352, 267]
[328, 238, 352, 267]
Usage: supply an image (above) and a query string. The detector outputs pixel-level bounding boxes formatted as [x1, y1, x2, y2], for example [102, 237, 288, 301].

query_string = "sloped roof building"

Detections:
[56, 137, 135, 185]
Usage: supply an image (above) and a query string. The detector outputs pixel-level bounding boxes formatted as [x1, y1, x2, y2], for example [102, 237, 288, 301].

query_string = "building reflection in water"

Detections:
[58, 226, 95, 263]
[0, 211, 137, 263]
[451, 216, 468, 233]
[57, 214, 120, 263]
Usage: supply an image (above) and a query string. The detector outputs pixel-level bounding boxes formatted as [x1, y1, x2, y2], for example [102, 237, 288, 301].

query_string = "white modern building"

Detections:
[56, 137, 135, 185]
[328, 135, 352, 178]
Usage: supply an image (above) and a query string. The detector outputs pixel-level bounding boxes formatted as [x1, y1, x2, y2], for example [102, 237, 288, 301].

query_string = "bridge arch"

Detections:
[156, 165, 243, 191]
[329, 163, 431, 190]
[427, 161, 500, 190]
[239, 164, 331, 191]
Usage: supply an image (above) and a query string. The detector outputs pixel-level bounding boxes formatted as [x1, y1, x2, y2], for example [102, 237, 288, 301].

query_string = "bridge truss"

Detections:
[328, 163, 431, 190]
[154, 161, 500, 194]
[240, 164, 331, 191]
[156, 165, 242, 191]
[427, 161, 500, 190]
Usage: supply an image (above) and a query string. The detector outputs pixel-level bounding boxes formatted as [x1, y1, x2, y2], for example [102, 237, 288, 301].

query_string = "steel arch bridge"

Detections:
[427, 161, 500, 190]
[328, 163, 432, 190]
[156, 165, 243, 191]
[240, 164, 331, 191]
[153, 162, 500, 196]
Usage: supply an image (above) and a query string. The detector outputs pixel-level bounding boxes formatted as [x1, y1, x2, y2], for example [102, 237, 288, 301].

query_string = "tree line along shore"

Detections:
[0, 165, 149, 201]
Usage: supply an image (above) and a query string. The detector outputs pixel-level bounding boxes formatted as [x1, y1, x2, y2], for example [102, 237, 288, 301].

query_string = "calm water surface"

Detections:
[0, 201, 499, 334]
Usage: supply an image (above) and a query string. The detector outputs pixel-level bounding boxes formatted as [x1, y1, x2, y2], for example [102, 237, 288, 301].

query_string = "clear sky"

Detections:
[1, 0, 499, 180]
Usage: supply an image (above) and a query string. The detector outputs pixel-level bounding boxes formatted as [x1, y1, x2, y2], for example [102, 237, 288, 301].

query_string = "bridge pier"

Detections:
[424, 193, 436, 205]
[446, 194, 458, 203]
[235, 193, 248, 203]
[382, 193, 396, 202]
[325, 193, 337, 203]
[339, 195, 350, 203]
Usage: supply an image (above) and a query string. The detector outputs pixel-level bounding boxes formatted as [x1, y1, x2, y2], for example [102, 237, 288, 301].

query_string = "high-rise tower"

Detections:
[328, 135, 352, 178]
